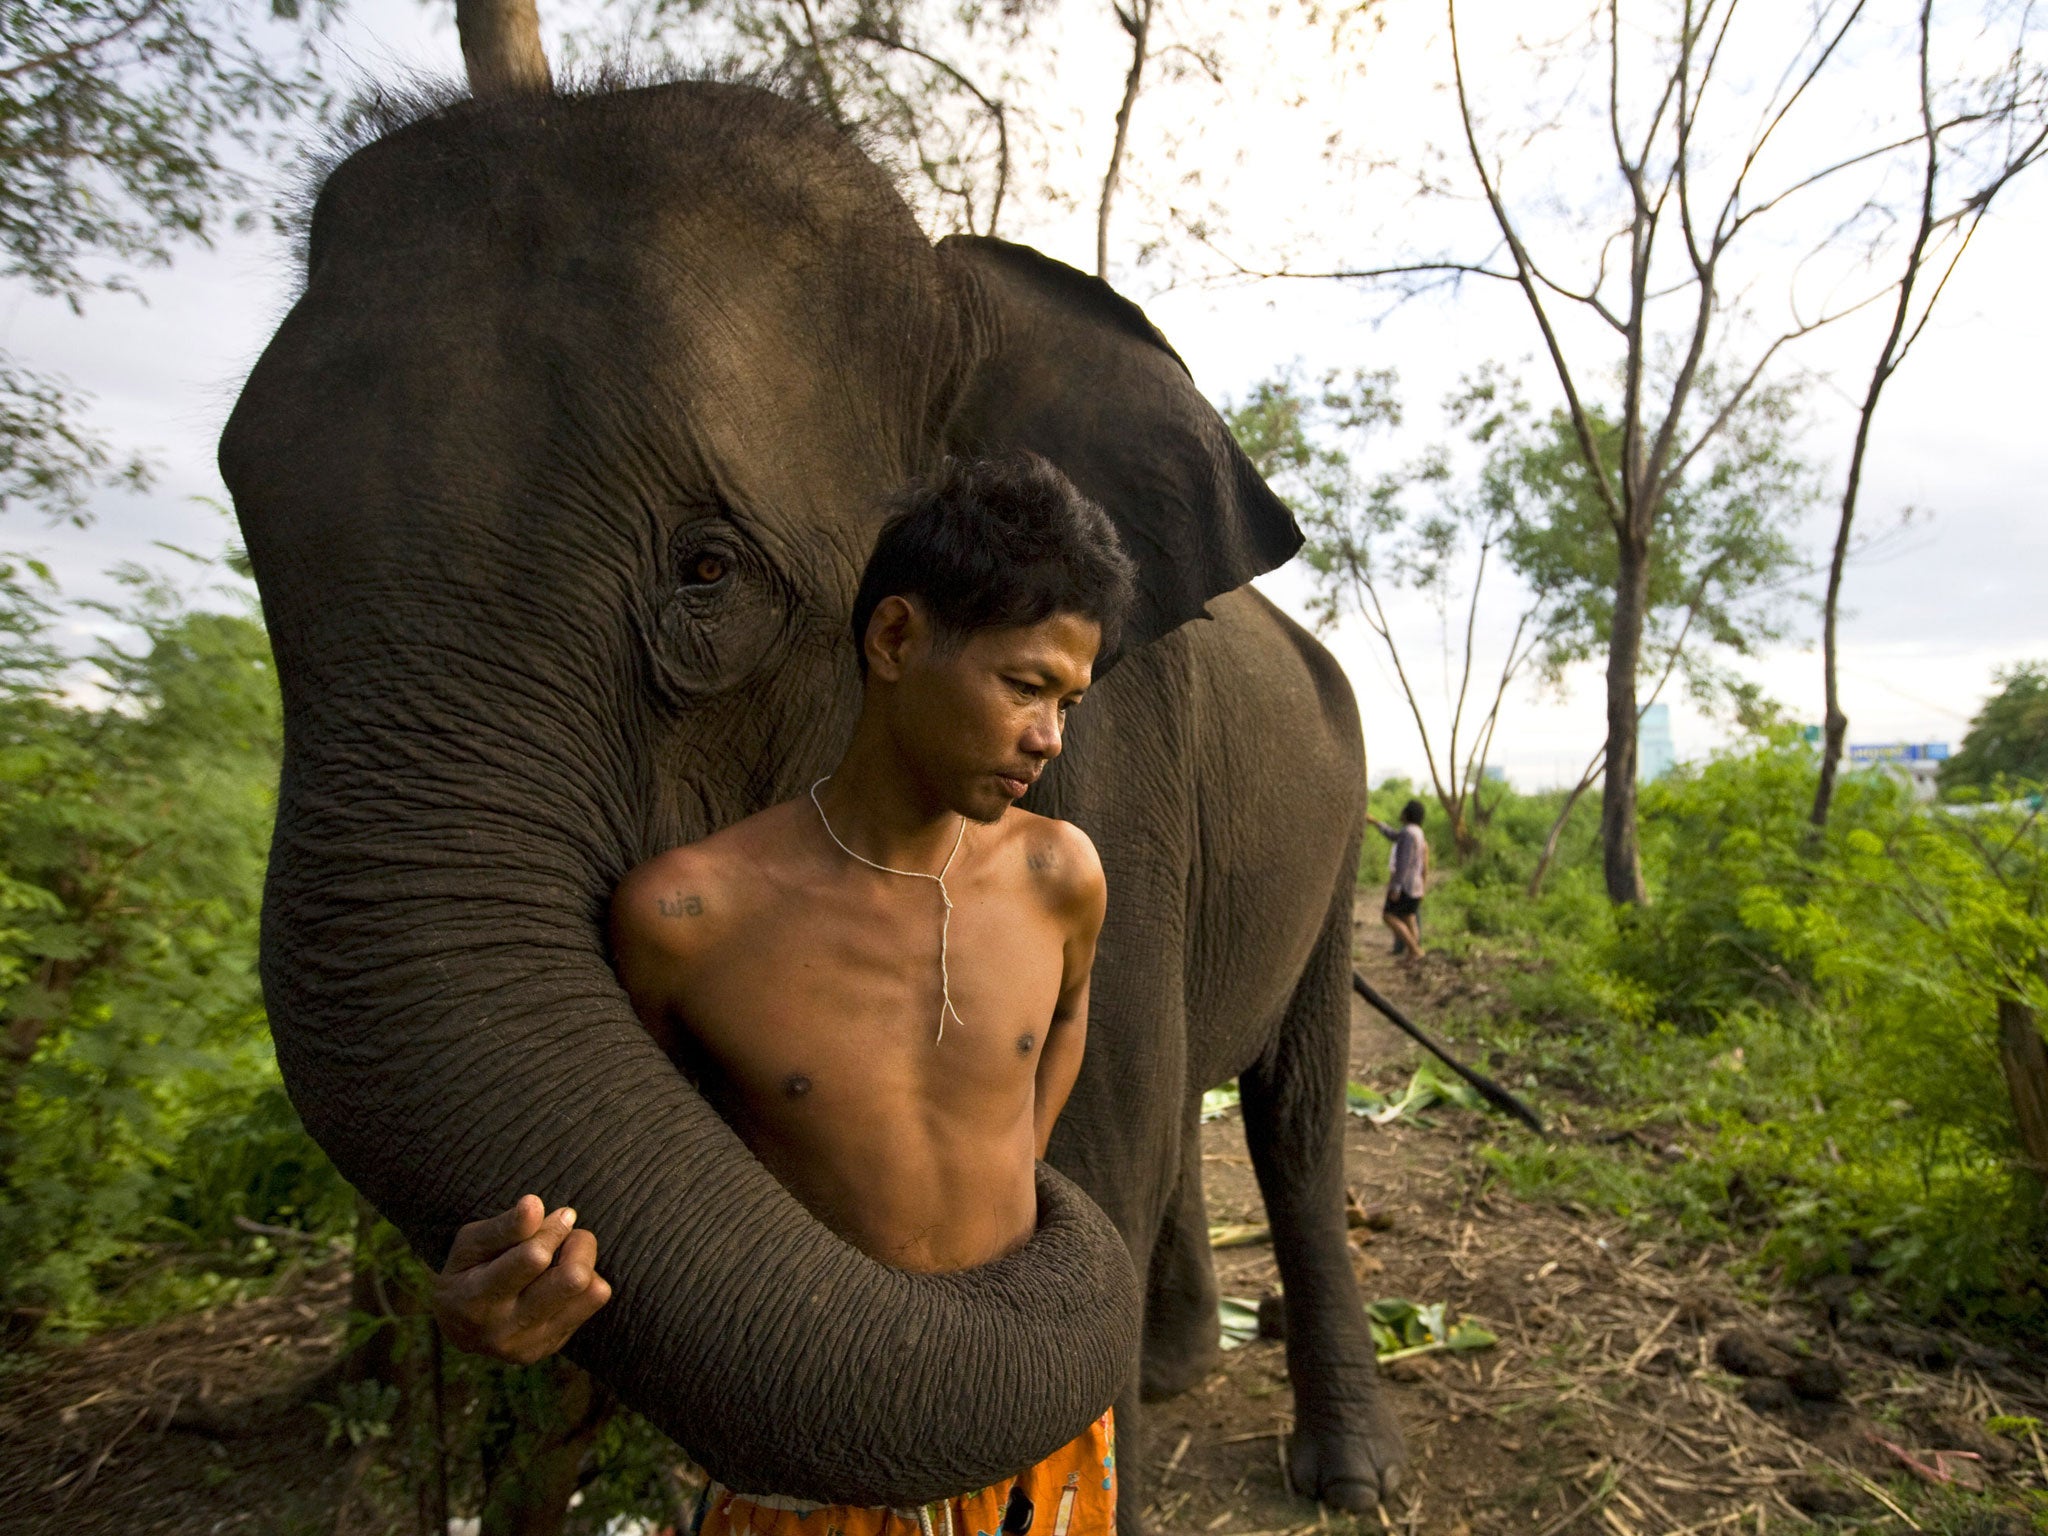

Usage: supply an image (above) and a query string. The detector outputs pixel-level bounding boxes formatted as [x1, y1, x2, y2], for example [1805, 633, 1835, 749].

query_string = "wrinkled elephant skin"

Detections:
[219, 79, 1405, 1526]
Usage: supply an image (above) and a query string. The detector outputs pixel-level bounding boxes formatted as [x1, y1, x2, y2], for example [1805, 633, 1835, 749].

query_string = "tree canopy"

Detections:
[1941, 662, 2048, 795]
[1225, 363, 1811, 853]
[1, 0, 328, 522]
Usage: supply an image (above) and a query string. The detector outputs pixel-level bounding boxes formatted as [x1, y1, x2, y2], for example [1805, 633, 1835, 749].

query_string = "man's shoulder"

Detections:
[611, 803, 806, 952]
[1003, 810, 1106, 925]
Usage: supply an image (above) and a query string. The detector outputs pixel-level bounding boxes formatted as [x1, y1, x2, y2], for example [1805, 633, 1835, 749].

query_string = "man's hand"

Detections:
[432, 1195, 613, 1365]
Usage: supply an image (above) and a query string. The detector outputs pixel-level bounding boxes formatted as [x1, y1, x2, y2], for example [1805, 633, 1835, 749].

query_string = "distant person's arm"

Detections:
[1367, 816, 1397, 841]
[1035, 830, 1107, 1158]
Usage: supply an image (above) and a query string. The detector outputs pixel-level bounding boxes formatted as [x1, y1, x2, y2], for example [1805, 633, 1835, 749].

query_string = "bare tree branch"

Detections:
[1098, 0, 1157, 278]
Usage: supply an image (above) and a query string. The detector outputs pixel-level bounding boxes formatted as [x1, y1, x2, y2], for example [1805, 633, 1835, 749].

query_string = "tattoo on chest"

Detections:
[657, 893, 704, 919]
[1025, 850, 1057, 872]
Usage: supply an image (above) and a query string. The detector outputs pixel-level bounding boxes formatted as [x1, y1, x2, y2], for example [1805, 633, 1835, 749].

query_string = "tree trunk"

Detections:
[1810, 407, 1868, 829]
[479, 1361, 616, 1536]
[418, 1323, 450, 1536]
[1600, 531, 1651, 904]
[345, 1194, 419, 1388]
[1443, 791, 1475, 859]
[455, 0, 551, 100]
[1997, 994, 2048, 1201]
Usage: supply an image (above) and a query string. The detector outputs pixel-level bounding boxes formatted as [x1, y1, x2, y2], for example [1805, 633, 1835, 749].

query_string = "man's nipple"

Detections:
[784, 1073, 812, 1099]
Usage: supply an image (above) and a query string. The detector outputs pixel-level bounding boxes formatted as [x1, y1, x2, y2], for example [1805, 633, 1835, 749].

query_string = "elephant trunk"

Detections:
[243, 520, 1138, 1506]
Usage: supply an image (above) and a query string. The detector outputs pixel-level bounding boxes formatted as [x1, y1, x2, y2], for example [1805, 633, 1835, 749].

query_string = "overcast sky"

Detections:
[8, 0, 2044, 786]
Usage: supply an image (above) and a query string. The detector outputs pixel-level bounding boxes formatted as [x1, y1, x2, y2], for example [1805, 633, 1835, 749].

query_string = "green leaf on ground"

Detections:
[1348, 1064, 1488, 1124]
[1219, 1293, 1496, 1358]
[1201, 1083, 1240, 1121]
[1218, 1296, 1260, 1350]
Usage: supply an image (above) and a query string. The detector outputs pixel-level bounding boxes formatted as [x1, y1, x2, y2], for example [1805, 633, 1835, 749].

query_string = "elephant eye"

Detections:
[684, 552, 730, 588]
[652, 520, 790, 702]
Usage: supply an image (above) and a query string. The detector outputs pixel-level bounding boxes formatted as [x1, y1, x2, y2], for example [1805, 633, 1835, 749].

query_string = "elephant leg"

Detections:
[1239, 889, 1405, 1513]
[1140, 1100, 1221, 1401]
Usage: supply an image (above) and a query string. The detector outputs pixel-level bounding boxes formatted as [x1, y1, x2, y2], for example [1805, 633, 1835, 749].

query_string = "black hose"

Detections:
[1351, 971, 1545, 1135]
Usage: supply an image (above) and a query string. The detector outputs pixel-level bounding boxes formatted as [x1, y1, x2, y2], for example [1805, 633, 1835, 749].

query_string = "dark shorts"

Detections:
[1384, 892, 1422, 920]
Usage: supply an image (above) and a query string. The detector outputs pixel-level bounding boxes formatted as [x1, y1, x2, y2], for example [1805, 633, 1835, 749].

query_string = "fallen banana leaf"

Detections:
[1368, 1296, 1499, 1358]
[1222, 1292, 1497, 1359]
[1347, 1064, 1488, 1126]
[1201, 1083, 1240, 1121]
[1218, 1296, 1261, 1350]
[1208, 1222, 1271, 1249]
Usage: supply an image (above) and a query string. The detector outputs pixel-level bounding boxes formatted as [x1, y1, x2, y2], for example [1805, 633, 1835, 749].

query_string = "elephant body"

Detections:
[221, 77, 1400, 1525]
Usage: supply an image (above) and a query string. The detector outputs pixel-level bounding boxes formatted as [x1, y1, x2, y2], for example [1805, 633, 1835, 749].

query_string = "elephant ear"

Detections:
[936, 234, 1302, 666]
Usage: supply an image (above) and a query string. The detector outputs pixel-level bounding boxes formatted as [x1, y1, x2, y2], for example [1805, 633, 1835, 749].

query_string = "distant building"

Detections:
[1638, 702, 1675, 781]
[1849, 741, 1950, 801]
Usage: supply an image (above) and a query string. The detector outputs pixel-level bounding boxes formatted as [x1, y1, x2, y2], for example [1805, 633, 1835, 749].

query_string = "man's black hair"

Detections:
[1401, 798, 1426, 826]
[851, 454, 1138, 676]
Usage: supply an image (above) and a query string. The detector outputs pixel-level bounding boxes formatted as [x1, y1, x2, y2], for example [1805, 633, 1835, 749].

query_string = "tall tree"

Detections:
[1491, 382, 1813, 893]
[1228, 366, 1549, 855]
[1809, 1, 2047, 826]
[1230, 362, 1808, 864]
[0, 0, 329, 523]
[1216, 0, 2046, 902]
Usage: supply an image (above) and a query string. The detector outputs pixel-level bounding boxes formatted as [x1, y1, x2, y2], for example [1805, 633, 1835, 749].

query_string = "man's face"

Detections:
[884, 607, 1101, 823]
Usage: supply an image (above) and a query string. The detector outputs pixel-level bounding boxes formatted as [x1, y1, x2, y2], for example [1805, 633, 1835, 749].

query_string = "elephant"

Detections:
[219, 75, 1405, 1526]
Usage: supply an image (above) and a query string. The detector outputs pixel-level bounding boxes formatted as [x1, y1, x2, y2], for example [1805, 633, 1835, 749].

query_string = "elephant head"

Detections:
[220, 78, 1297, 1504]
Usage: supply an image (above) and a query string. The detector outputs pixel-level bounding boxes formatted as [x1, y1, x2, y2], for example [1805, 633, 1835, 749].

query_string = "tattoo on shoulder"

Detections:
[656, 893, 704, 918]
[1026, 849, 1058, 873]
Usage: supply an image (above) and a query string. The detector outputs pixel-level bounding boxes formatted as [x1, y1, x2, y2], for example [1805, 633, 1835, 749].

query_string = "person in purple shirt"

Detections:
[1367, 798, 1429, 960]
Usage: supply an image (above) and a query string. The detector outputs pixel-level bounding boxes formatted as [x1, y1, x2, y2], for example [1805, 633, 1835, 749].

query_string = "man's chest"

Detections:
[666, 893, 1067, 1103]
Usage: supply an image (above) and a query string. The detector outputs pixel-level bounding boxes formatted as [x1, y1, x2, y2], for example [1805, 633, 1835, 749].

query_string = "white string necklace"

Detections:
[809, 776, 969, 1043]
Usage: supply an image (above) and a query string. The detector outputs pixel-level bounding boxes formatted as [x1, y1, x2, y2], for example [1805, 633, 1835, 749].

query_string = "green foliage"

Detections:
[1489, 380, 1813, 707]
[1366, 1297, 1496, 1358]
[1411, 741, 2048, 1330]
[0, 545, 349, 1332]
[347, 1226, 696, 1530]
[2, 0, 331, 520]
[1940, 661, 2048, 796]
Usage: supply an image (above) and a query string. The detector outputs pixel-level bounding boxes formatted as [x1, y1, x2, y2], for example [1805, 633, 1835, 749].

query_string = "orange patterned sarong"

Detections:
[692, 1411, 1115, 1536]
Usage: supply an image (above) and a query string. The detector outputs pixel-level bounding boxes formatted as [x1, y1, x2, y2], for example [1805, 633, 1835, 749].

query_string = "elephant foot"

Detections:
[1287, 1393, 1406, 1512]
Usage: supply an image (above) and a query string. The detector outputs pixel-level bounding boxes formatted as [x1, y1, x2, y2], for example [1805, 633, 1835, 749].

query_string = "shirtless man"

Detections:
[430, 454, 1136, 1535]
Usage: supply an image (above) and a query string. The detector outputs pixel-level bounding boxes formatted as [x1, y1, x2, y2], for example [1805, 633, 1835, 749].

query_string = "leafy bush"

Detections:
[1390, 739, 2048, 1330]
[0, 549, 348, 1334]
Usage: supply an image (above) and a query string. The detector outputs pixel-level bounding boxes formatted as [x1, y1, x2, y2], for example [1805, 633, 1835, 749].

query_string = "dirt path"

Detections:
[1144, 905, 2048, 1535]
[4, 907, 2045, 1534]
